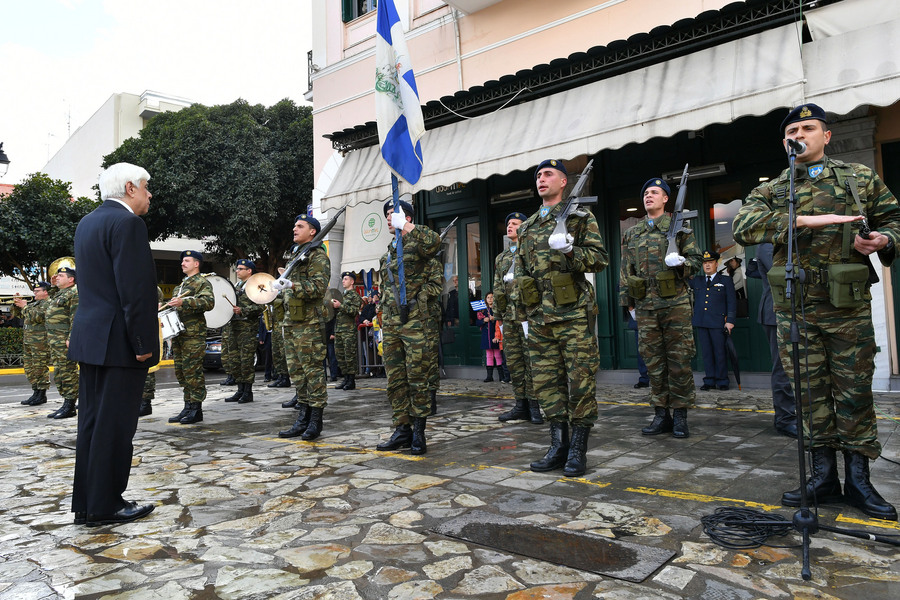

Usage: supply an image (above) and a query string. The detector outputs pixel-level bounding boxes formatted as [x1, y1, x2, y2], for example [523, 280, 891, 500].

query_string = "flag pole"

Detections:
[392, 174, 408, 321]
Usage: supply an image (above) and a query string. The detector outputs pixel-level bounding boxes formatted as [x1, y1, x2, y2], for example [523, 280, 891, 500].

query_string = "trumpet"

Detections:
[0, 295, 35, 305]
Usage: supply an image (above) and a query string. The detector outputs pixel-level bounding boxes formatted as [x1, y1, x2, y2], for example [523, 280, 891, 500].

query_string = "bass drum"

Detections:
[205, 274, 237, 329]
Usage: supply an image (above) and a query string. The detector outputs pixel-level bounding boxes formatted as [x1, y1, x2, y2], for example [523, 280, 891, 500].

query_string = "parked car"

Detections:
[203, 328, 265, 371]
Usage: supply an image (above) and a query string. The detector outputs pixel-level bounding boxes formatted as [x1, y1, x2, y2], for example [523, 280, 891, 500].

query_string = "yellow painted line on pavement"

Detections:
[625, 485, 783, 512]
[0, 359, 175, 376]
[835, 513, 900, 531]
[262, 436, 426, 461]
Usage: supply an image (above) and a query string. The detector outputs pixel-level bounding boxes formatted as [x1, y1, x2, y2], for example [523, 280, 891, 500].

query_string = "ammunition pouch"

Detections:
[655, 270, 678, 298]
[494, 291, 508, 313]
[517, 276, 540, 306]
[827, 263, 870, 308]
[767, 266, 789, 309]
[550, 272, 578, 306]
[626, 276, 647, 301]
[287, 296, 307, 322]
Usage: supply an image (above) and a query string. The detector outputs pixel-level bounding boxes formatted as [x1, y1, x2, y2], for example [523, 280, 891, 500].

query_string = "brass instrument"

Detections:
[0, 295, 35, 305]
[48, 256, 76, 277]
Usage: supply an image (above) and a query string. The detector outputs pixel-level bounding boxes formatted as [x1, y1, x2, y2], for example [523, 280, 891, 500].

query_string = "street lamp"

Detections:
[0, 143, 9, 178]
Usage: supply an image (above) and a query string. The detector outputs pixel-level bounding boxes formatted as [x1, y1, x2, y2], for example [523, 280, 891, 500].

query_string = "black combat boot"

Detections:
[238, 383, 254, 404]
[301, 406, 324, 441]
[168, 401, 191, 423]
[498, 363, 511, 383]
[672, 408, 689, 438]
[47, 403, 65, 418]
[282, 393, 298, 408]
[225, 382, 245, 402]
[138, 399, 152, 417]
[528, 398, 544, 424]
[22, 388, 39, 405]
[498, 398, 529, 422]
[377, 424, 412, 450]
[410, 417, 427, 455]
[343, 375, 356, 391]
[179, 402, 203, 424]
[782, 446, 842, 507]
[430, 390, 437, 416]
[220, 374, 236, 386]
[334, 376, 349, 390]
[530, 421, 570, 472]
[563, 425, 590, 477]
[483, 367, 494, 382]
[641, 407, 673, 435]
[843, 451, 898, 520]
[267, 375, 282, 388]
[28, 389, 48, 406]
[53, 398, 77, 419]
[278, 375, 292, 388]
[279, 403, 310, 438]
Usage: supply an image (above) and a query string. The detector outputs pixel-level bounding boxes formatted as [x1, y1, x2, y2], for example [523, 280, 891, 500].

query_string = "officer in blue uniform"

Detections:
[689, 250, 736, 390]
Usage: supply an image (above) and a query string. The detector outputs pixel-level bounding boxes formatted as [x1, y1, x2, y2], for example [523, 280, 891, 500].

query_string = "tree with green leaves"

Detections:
[0, 173, 97, 288]
[102, 98, 314, 274]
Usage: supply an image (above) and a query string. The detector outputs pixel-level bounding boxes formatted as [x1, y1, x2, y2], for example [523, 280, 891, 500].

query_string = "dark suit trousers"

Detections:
[697, 326, 728, 387]
[72, 363, 147, 515]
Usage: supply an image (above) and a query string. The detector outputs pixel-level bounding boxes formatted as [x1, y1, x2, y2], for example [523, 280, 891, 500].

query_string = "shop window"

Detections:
[342, 0, 377, 22]
[708, 181, 748, 316]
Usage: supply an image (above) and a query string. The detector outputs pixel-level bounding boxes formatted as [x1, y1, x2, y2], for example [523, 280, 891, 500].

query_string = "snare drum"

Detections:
[159, 307, 185, 341]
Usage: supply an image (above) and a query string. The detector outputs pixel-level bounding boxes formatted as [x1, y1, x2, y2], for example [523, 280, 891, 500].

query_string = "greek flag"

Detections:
[375, 0, 425, 185]
[470, 300, 488, 312]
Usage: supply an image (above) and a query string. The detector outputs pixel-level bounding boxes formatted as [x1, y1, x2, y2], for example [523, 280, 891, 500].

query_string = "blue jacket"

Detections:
[689, 272, 736, 329]
[476, 308, 501, 350]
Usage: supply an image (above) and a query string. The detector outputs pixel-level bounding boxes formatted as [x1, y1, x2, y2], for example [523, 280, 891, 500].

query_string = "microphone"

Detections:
[786, 139, 806, 154]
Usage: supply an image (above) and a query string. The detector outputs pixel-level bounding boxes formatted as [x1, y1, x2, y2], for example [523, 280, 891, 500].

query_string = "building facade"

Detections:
[310, 0, 900, 388]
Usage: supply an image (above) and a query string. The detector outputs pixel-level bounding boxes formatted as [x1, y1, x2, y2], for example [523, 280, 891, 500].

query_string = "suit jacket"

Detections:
[69, 200, 160, 368]
[689, 272, 736, 329]
[746, 243, 777, 326]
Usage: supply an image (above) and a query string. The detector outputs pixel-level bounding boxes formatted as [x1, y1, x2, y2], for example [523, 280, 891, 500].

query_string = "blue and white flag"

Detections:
[470, 300, 488, 312]
[376, 0, 425, 185]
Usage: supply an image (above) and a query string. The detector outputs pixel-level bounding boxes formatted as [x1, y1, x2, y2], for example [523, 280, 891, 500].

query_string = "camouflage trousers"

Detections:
[284, 321, 327, 408]
[383, 317, 431, 426]
[23, 333, 50, 390]
[47, 330, 78, 400]
[776, 302, 880, 458]
[272, 325, 288, 376]
[220, 324, 235, 375]
[528, 316, 599, 427]
[426, 314, 440, 393]
[142, 371, 156, 402]
[504, 320, 534, 404]
[172, 333, 207, 404]
[228, 321, 258, 383]
[334, 326, 358, 376]
[637, 303, 696, 409]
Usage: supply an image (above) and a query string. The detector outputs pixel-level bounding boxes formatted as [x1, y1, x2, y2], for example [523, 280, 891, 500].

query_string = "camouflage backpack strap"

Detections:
[833, 163, 862, 262]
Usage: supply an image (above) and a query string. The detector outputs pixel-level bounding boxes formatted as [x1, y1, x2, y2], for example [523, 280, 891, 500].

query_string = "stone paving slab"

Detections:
[0, 372, 898, 599]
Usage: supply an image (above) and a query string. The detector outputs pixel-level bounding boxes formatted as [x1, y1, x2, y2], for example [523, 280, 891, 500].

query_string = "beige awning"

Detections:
[339, 201, 391, 273]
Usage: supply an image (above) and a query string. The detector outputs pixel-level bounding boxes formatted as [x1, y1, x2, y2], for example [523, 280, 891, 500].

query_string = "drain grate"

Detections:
[432, 510, 674, 583]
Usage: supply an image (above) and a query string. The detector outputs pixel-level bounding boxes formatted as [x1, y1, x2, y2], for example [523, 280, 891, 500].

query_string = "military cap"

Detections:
[57, 266, 76, 277]
[340, 271, 355, 280]
[35, 281, 51, 290]
[295, 214, 321, 233]
[534, 159, 568, 179]
[235, 259, 255, 272]
[506, 211, 527, 224]
[641, 178, 671, 198]
[383, 199, 415, 218]
[181, 250, 203, 262]
[701, 250, 720, 262]
[780, 103, 827, 133]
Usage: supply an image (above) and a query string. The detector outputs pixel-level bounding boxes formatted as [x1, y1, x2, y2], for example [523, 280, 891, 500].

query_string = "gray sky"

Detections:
[1, 0, 313, 185]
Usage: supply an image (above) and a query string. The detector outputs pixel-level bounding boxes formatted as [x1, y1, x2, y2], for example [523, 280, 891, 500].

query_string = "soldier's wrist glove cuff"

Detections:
[664, 252, 686, 267]
[548, 233, 574, 254]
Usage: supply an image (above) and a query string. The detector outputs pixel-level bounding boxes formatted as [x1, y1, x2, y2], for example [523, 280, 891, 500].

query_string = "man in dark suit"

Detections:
[68, 162, 159, 527]
[689, 250, 736, 391]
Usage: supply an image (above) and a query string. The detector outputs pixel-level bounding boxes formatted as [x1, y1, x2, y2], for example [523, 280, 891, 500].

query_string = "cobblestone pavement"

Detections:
[1, 371, 899, 599]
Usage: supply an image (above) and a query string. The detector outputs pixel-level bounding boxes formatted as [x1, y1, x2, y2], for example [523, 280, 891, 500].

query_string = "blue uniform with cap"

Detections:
[689, 251, 736, 389]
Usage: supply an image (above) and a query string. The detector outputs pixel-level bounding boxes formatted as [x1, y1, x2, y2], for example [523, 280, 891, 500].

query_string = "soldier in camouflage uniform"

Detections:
[620, 177, 702, 439]
[733, 103, 899, 521]
[46, 267, 79, 419]
[268, 293, 291, 391]
[375, 199, 441, 455]
[275, 215, 331, 440]
[223, 259, 264, 404]
[332, 271, 363, 391]
[139, 287, 165, 417]
[518, 160, 608, 477]
[494, 212, 542, 424]
[166, 251, 214, 425]
[424, 256, 443, 414]
[13, 281, 51, 406]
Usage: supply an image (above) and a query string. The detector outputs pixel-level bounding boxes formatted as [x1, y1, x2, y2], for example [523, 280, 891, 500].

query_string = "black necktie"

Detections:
[707, 276, 712, 287]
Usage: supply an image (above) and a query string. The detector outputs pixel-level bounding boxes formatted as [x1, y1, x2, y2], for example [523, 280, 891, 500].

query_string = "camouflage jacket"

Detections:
[45, 286, 78, 335]
[516, 202, 608, 325]
[233, 279, 263, 324]
[733, 156, 900, 304]
[174, 274, 214, 336]
[425, 257, 444, 319]
[282, 245, 331, 326]
[493, 245, 525, 322]
[336, 287, 363, 331]
[379, 226, 441, 327]
[619, 214, 702, 310]
[13, 298, 48, 337]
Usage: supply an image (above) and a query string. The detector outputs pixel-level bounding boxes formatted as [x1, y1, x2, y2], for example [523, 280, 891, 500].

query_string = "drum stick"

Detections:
[222, 294, 236, 308]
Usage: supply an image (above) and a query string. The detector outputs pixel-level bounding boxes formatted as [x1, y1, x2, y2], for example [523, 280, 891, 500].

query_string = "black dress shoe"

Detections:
[699, 384, 713, 391]
[717, 385, 729, 391]
[776, 422, 798, 439]
[86, 502, 154, 527]
[633, 381, 649, 389]
[74, 512, 86, 525]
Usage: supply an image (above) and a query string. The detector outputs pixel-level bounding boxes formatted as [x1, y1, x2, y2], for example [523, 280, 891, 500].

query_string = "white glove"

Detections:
[503, 272, 514, 283]
[390, 208, 408, 230]
[272, 277, 293, 291]
[664, 252, 686, 267]
[548, 232, 574, 253]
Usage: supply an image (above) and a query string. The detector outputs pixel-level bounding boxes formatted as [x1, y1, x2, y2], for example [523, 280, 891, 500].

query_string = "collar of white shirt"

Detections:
[108, 198, 135, 214]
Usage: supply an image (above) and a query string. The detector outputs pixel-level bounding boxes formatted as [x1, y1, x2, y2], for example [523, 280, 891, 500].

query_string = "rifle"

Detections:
[550, 159, 598, 240]
[282, 205, 347, 279]
[665, 164, 696, 257]
[439, 217, 458, 242]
